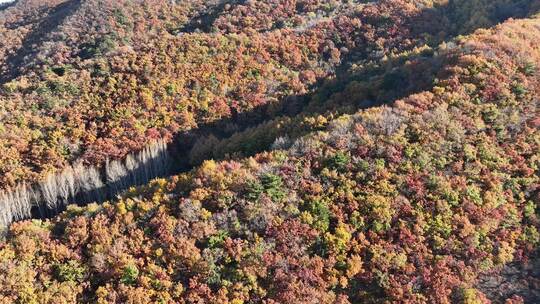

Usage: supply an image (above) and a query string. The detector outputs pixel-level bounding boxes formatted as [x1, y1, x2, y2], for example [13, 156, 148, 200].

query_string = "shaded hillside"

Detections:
[0, 0, 82, 83]
[0, 14, 538, 304]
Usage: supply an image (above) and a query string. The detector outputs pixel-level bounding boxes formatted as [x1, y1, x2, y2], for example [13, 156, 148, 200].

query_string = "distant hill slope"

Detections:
[0, 13, 538, 304]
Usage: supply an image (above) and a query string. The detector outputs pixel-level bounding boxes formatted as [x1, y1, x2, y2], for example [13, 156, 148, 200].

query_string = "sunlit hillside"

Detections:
[0, 1, 539, 303]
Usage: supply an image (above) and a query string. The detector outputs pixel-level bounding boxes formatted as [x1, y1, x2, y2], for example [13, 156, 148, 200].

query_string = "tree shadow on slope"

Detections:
[0, 0, 17, 11]
[177, 0, 246, 34]
[476, 250, 540, 304]
[0, 0, 83, 83]
[177, 0, 540, 37]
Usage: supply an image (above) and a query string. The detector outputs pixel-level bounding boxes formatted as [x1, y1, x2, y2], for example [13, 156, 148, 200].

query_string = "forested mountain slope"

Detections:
[0, 0, 538, 231]
[0, 0, 537, 189]
[0, 8, 538, 303]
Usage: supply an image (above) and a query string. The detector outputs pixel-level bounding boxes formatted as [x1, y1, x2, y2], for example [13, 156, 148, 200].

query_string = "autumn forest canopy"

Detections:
[0, 0, 539, 303]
